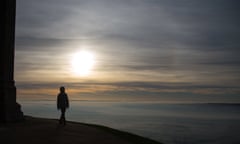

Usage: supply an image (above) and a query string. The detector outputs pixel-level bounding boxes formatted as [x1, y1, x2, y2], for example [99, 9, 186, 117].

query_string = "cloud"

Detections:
[16, 0, 240, 53]
[16, 81, 240, 102]
[15, 0, 240, 100]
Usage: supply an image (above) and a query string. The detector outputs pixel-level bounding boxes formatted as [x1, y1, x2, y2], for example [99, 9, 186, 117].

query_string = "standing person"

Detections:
[57, 86, 69, 125]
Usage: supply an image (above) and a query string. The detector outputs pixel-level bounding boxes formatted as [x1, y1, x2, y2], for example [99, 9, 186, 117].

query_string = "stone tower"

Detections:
[0, 0, 23, 122]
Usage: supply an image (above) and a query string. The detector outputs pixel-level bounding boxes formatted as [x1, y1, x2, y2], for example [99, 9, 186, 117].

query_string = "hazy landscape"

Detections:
[19, 100, 240, 144]
[12, 0, 240, 144]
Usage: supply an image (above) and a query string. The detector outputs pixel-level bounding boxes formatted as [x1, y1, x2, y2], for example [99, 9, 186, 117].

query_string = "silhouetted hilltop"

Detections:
[0, 116, 161, 144]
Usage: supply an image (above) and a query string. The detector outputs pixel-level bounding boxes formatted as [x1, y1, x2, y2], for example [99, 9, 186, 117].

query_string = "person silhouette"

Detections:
[57, 86, 69, 125]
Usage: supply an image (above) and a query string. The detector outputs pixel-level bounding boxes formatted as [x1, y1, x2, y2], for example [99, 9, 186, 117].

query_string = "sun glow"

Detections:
[71, 51, 95, 76]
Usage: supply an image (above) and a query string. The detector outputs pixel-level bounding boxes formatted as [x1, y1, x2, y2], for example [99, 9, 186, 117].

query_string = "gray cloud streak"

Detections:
[15, 0, 240, 93]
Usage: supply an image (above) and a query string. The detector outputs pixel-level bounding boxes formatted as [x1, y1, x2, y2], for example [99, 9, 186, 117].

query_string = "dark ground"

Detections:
[0, 116, 161, 144]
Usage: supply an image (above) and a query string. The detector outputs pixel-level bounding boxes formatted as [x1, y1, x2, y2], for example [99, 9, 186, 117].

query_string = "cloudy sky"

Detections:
[15, 0, 240, 102]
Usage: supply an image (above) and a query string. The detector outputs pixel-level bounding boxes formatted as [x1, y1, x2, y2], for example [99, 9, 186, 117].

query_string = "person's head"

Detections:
[60, 86, 65, 93]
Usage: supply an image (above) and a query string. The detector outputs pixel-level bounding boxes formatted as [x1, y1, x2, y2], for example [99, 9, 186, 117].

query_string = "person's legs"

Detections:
[60, 108, 66, 125]
[59, 110, 63, 124]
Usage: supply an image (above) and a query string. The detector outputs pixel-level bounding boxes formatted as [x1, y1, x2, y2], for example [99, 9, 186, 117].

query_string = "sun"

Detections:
[71, 51, 95, 76]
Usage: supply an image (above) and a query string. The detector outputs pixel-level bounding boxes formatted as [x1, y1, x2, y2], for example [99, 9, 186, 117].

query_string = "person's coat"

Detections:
[57, 93, 69, 109]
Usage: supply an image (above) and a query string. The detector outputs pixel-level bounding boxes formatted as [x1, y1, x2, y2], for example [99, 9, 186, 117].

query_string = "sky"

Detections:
[15, 0, 240, 102]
